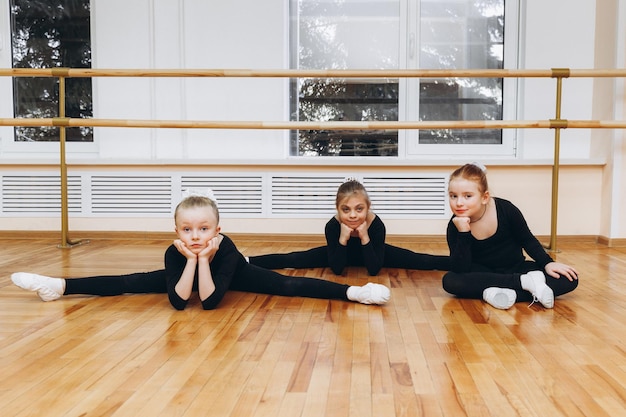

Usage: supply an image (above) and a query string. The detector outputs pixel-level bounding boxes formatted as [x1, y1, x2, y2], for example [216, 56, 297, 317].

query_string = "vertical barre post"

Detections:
[549, 113, 561, 252]
[58, 75, 70, 247]
[56, 74, 88, 249]
[546, 69, 569, 253]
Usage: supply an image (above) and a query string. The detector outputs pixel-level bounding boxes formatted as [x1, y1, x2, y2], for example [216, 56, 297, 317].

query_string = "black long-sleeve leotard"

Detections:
[166, 234, 351, 309]
[326, 215, 386, 275]
[446, 197, 553, 273]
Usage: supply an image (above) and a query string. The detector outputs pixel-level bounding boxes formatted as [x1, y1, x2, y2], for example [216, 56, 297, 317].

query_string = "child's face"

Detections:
[337, 194, 369, 229]
[175, 206, 221, 255]
[448, 178, 489, 218]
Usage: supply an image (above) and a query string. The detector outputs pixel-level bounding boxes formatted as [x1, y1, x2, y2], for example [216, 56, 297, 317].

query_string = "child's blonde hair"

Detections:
[175, 195, 220, 224]
[449, 163, 489, 194]
[335, 179, 370, 208]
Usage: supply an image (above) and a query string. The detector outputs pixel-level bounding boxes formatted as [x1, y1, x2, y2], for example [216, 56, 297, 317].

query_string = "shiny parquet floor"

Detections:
[1, 235, 625, 417]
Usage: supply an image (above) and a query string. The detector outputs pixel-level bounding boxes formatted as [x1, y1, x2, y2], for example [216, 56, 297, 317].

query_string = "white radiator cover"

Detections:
[0, 171, 448, 219]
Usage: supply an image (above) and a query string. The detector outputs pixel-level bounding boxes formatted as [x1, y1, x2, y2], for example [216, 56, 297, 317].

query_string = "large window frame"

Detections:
[289, 0, 520, 159]
[0, 0, 96, 156]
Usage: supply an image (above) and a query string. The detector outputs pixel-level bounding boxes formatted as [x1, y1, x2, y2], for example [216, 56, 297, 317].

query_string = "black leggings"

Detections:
[64, 270, 168, 296]
[249, 244, 449, 271]
[64, 266, 351, 301]
[441, 261, 579, 302]
[230, 264, 349, 300]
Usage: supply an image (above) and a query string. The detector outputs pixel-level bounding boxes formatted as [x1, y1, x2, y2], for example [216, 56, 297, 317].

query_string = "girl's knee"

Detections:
[563, 275, 579, 293]
[551, 274, 579, 297]
[441, 272, 458, 295]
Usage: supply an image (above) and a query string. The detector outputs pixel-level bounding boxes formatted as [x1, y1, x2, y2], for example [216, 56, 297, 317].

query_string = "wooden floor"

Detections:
[1, 235, 626, 417]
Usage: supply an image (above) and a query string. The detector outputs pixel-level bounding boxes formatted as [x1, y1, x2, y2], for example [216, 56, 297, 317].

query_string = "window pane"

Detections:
[10, 0, 93, 142]
[290, 0, 507, 154]
[290, 0, 400, 156]
[418, 0, 504, 144]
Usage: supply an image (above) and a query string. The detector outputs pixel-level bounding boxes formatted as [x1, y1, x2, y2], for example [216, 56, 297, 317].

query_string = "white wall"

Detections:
[518, 0, 597, 160]
[1, 0, 625, 241]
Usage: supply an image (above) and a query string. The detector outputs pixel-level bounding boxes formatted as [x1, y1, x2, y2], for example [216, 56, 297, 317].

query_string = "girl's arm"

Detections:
[199, 235, 243, 310]
[359, 216, 386, 276]
[325, 218, 349, 275]
[504, 200, 578, 280]
[505, 201, 554, 268]
[164, 244, 194, 310]
[446, 219, 474, 272]
[196, 236, 221, 301]
[172, 239, 199, 301]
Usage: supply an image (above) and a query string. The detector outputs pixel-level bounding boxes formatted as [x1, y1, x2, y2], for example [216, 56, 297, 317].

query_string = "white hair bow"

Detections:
[470, 161, 487, 172]
[181, 188, 218, 205]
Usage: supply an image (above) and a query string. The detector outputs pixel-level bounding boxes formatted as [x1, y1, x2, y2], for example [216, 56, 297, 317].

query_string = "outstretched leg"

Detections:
[383, 244, 450, 270]
[248, 246, 329, 269]
[229, 264, 390, 305]
[65, 270, 168, 296]
[12, 270, 168, 301]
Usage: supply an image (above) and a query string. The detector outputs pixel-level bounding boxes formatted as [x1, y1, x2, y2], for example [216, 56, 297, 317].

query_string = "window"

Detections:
[10, 0, 93, 142]
[290, 0, 516, 157]
[417, 0, 504, 145]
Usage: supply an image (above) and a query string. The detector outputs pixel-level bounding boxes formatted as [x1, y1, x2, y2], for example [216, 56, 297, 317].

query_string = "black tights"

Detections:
[64, 270, 168, 296]
[63, 266, 351, 301]
[249, 244, 449, 272]
[441, 261, 578, 302]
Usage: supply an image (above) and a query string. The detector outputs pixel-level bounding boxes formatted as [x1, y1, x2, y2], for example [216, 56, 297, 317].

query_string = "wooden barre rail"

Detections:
[2, 67, 625, 250]
[1, 118, 626, 130]
[1, 68, 626, 78]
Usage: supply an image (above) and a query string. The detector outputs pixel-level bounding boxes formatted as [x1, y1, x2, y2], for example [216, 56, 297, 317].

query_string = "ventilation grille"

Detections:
[363, 176, 447, 217]
[0, 171, 448, 218]
[182, 175, 263, 214]
[1, 175, 82, 213]
[270, 174, 448, 217]
[91, 176, 172, 214]
[271, 175, 343, 216]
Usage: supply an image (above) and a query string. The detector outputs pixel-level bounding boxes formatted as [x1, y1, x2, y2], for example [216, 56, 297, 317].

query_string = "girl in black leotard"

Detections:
[442, 163, 579, 310]
[249, 178, 449, 276]
[12, 189, 391, 309]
